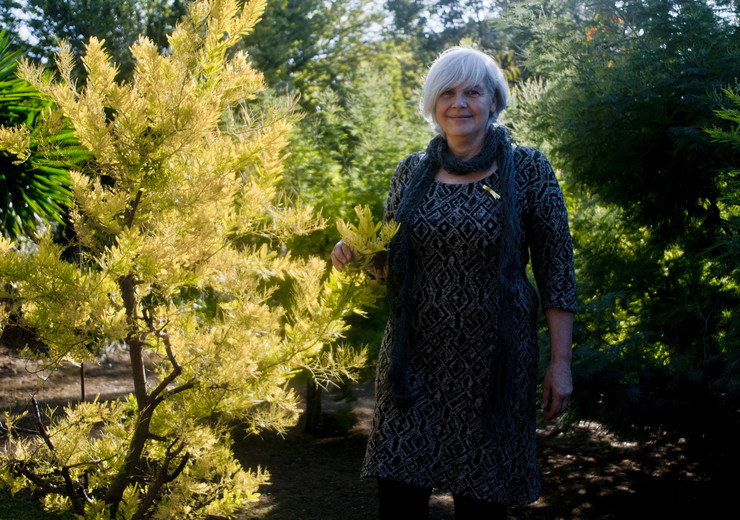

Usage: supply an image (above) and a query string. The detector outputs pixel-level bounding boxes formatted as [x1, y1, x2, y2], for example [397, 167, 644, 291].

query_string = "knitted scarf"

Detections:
[386, 124, 521, 440]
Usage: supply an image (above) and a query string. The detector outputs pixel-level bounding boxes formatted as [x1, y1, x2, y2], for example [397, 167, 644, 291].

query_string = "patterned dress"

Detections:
[361, 146, 577, 504]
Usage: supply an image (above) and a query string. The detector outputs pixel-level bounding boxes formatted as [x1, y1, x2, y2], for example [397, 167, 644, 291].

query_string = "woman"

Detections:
[331, 47, 576, 519]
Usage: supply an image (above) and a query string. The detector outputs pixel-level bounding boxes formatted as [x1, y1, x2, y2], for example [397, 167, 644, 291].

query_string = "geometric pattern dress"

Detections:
[361, 146, 577, 505]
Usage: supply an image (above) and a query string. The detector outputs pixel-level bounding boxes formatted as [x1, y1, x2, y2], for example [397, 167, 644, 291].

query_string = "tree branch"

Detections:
[147, 326, 184, 403]
[130, 441, 187, 520]
[118, 273, 149, 408]
[124, 187, 144, 229]
[32, 397, 54, 452]
[14, 464, 64, 495]
[30, 398, 86, 515]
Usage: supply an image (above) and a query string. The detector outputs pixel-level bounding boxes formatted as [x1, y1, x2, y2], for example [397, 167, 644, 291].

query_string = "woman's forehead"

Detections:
[442, 77, 488, 93]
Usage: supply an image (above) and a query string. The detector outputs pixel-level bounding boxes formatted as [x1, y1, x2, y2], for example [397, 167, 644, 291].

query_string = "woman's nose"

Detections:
[452, 92, 467, 107]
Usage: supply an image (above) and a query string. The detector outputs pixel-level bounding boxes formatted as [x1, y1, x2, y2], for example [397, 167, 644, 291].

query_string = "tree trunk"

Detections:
[302, 379, 322, 434]
[105, 273, 153, 516]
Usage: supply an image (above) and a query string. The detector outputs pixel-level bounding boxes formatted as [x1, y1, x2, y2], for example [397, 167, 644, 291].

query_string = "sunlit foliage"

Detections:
[0, 1, 375, 517]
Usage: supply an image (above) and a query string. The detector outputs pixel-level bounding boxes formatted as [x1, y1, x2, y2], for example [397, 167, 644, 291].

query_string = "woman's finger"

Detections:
[331, 240, 353, 271]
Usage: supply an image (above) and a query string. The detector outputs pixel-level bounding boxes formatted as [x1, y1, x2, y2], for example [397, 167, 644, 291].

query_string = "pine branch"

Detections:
[0, 421, 38, 436]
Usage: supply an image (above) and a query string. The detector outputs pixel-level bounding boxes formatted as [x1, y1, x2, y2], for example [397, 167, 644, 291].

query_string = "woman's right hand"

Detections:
[330, 239, 354, 272]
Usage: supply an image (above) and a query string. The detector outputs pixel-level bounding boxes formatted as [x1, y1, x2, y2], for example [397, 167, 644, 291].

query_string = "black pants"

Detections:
[377, 477, 507, 520]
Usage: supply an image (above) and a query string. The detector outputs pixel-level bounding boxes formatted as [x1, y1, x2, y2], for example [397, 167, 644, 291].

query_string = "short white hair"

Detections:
[420, 46, 509, 135]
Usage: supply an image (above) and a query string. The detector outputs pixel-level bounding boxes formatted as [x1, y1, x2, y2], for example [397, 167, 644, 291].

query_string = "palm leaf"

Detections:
[0, 30, 88, 239]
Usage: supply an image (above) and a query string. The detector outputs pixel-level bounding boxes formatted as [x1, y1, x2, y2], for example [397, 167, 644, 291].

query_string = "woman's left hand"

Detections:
[541, 359, 572, 420]
[541, 308, 574, 420]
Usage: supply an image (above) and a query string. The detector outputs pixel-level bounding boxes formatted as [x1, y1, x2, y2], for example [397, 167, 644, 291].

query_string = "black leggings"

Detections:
[377, 477, 507, 520]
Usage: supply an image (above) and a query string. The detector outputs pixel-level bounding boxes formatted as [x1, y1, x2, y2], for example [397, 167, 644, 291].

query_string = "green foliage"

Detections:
[337, 204, 398, 280]
[509, 0, 740, 439]
[282, 59, 430, 258]
[706, 85, 740, 271]
[3, 0, 189, 80]
[329, 204, 398, 375]
[0, 489, 76, 519]
[0, 1, 374, 517]
[704, 84, 740, 405]
[243, 0, 378, 108]
[277, 57, 431, 365]
[227, 0, 430, 420]
[241, 1, 428, 258]
[384, 0, 511, 69]
[0, 30, 86, 240]
[338, 206, 398, 260]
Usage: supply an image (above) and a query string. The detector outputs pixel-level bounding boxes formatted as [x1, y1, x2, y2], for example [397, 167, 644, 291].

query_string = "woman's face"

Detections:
[435, 84, 496, 144]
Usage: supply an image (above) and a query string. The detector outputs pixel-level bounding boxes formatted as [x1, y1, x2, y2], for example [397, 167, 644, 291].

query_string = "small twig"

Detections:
[147, 324, 191, 404]
[167, 452, 190, 483]
[58, 465, 85, 514]
[124, 188, 144, 229]
[151, 380, 196, 408]
[80, 362, 85, 402]
[130, 441, 187, 520]
[15, 465, 64, 495]
[0, 421, 38, 436]
[30, 398, 85, 514]
[77, 242, 86, 403]
[32, 397, 55, 452]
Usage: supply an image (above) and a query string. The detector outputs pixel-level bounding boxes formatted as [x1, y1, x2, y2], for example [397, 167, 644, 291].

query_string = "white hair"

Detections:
[420, 46, 509, 135]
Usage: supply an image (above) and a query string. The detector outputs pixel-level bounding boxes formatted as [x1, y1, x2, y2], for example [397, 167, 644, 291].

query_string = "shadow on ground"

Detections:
[1, 348, 733, 519]
[231, 383, 732, 520]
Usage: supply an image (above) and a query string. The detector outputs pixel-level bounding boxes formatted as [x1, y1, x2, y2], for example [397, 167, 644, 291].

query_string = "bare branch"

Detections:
[130, 441, 187, 520]
[14, 464, 64, 495]
[148, 326, 186, 403]
[123, 188, 144, 229]
[32, 397, 55, 452]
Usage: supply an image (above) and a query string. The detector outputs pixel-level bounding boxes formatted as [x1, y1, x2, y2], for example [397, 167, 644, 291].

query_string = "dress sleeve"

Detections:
[383, 152, 423, 225]
[520, 147, 577, 312]
[369, 153, 423, 274]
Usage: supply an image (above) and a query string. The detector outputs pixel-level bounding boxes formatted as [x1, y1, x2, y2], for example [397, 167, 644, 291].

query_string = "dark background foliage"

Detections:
[1, 0, 738, 459]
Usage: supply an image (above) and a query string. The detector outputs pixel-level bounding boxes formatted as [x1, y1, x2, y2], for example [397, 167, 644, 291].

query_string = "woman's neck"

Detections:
[446, 133, 486, 160]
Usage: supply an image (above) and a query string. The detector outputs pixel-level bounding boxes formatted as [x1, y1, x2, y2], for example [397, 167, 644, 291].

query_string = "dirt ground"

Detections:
[0, 346, 732, 519]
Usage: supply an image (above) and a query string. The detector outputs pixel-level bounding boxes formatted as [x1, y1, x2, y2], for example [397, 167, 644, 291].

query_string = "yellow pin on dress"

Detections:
[482, 184, 501, 199]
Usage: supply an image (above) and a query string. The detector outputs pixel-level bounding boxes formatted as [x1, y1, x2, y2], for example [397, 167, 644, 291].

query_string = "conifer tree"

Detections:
[0, 1, 379, 517]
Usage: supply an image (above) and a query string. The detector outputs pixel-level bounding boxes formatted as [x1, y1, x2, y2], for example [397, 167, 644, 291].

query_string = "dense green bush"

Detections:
[507, 0, 740, 441]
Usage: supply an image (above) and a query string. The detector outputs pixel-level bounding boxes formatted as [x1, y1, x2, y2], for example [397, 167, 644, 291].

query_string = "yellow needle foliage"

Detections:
[0, 1, 372, 518]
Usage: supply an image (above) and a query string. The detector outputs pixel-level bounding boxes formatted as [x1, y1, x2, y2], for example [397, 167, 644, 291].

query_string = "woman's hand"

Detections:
[541, 359, 572, 420]
[330, 239, 354, 272]
[541, 308, 574, 420]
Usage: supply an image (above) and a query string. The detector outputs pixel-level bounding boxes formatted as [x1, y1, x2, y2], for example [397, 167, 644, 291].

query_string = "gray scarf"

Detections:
[386, 124, 521, 440]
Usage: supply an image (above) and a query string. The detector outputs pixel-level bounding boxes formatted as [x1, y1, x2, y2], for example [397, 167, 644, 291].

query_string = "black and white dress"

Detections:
[361, 146, 577, 504]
